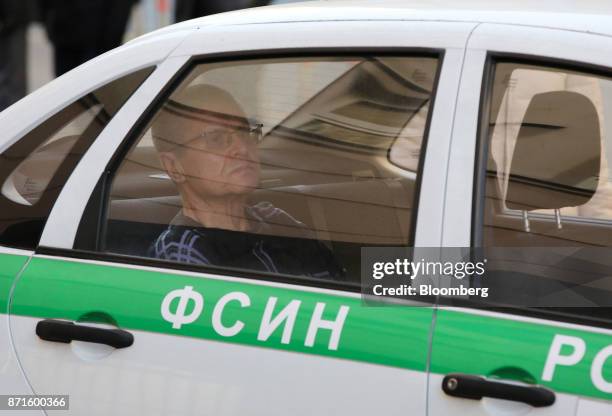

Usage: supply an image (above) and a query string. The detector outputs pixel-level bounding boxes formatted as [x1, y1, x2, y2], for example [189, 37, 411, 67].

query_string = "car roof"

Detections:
[131, 0, 612, 45]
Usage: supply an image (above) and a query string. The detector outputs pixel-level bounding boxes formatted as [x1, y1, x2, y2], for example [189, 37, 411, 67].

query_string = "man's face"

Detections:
[173, 114, 261, 198]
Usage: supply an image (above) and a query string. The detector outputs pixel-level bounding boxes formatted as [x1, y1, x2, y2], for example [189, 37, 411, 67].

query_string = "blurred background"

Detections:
[0, 0, 303, 112]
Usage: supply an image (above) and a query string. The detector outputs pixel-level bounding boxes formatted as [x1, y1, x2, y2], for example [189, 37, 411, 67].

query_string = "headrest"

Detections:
[506, 91, 601, 211]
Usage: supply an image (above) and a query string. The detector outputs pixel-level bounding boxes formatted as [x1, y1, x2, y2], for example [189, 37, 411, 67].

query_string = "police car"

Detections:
[0, 1, 611, 415]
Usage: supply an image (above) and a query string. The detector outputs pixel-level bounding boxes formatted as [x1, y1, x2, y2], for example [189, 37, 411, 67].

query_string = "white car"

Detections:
[0, 1, 611, 415]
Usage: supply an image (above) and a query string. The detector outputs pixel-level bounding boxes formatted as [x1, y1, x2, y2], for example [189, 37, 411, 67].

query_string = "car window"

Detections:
[96, 55, 440, 285]
[0, 66, 154, 249]
[478, 60, 612, 323]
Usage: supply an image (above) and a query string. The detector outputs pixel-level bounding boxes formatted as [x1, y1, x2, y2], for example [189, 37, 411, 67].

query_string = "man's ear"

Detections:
[158, 152, 187, 183]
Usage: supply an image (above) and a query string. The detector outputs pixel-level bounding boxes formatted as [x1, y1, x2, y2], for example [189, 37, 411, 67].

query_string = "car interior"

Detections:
[103, 57, 437, 281]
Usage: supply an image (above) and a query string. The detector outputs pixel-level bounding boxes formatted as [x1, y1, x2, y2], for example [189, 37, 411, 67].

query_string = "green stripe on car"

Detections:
[431, 309, 612, 401]
[9, 256, 612, 401]
[10, 257, 432, 371]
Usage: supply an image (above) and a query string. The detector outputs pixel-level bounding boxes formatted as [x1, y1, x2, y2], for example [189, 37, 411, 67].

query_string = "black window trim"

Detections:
[56, 47, 446, 295]
[469, 51, 612, 329]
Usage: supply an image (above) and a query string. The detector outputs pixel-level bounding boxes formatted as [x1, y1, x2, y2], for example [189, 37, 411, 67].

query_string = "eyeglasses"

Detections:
[183, 123, 263, 153]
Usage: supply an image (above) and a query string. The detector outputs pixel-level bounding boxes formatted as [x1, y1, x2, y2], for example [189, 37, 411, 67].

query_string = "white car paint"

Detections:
[10, 314, 426, 416]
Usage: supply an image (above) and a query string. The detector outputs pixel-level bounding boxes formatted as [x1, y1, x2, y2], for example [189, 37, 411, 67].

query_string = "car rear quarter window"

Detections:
[0, 66, 154, 249]
[90, 54, 441, 288]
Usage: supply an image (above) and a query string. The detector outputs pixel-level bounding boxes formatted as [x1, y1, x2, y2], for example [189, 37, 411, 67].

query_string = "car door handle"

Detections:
[36, 319, 134, 349]
[442, 374, 555, 407]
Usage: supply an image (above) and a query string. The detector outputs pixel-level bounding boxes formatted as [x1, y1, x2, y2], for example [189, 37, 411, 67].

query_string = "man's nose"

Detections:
[227, 132, 250, 157]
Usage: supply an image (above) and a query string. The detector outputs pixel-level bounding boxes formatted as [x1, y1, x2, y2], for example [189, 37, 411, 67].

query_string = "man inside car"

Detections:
[148, 84, 345, 280]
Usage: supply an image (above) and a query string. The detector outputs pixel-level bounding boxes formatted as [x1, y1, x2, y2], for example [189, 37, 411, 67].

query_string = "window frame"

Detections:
[70, 48, 446, 293]
[470, 52, 612, 329]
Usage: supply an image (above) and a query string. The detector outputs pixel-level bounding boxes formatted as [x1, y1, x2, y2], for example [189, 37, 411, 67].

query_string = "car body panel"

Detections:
[429, 308, 612, 414]
[431, 308, 612, 401]
[11, 313, 427, 415]
[136, 0, 612, 42]
[9, 255, 432, 415]
[171, 20, 475, 57]
[11, 255, 431, 369]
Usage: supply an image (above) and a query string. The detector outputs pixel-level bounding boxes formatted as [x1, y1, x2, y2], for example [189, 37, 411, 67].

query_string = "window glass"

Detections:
[2, 104, 103, 206]
[480, 61, 612, 321]
[0, 66, 154, 249]
[484, 63, 612, 246]
[101, 56, 439, 283]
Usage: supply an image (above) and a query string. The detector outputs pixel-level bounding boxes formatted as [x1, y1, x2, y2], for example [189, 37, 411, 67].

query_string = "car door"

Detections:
[8, 19, 473, 416]
[429, 23, 612, 416]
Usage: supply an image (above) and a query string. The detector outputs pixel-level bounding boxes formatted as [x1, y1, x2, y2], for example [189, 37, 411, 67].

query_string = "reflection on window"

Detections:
[480, 62, 612, 322]
[102, 55, 440, 283]
[0, 66, 154, 249]
[2, 104, 103, 206]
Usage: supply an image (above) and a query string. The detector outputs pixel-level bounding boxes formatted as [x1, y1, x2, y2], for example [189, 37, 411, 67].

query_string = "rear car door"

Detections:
[8, 20, 473, 415]
[429, 23, 612, 416]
